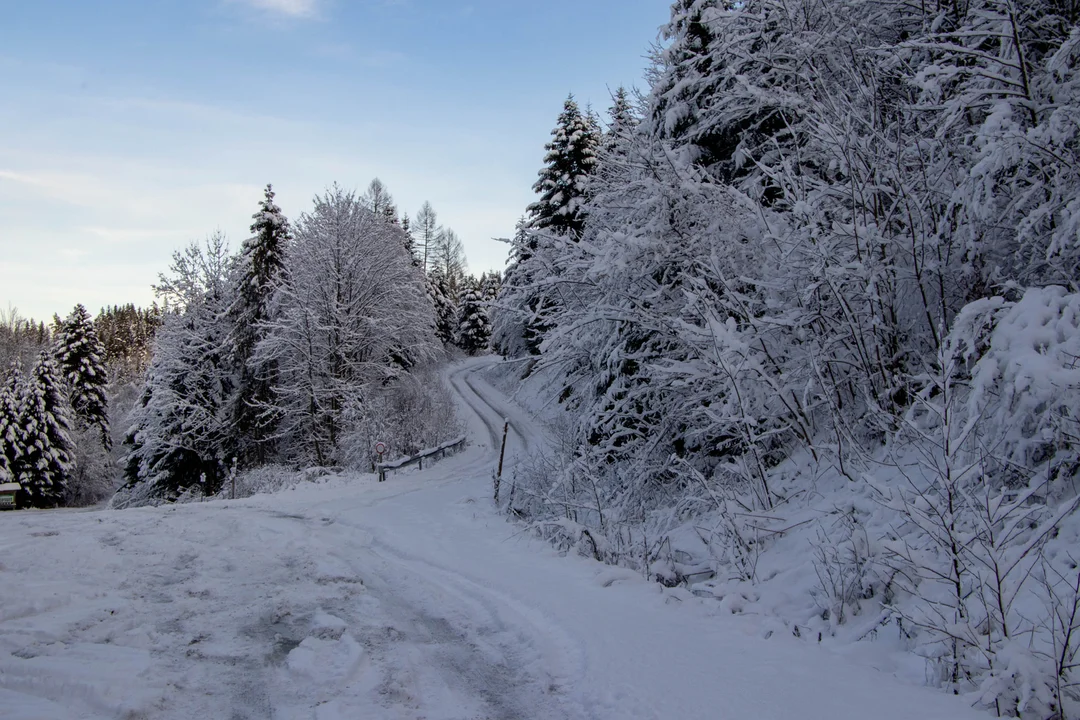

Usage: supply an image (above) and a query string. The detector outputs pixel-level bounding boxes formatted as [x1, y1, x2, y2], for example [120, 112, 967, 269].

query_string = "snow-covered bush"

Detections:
[874, 287, 1080, 716]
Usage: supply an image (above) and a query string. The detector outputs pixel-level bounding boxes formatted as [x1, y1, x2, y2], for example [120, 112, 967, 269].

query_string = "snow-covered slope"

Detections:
[0, 357, 989, 719]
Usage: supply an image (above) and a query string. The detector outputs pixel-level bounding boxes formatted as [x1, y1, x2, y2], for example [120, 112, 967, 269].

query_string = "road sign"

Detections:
[375, 441, 387, 456]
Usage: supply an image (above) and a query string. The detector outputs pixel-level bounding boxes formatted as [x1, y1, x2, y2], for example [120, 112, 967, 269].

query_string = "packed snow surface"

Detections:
[0, 357, 989, 719]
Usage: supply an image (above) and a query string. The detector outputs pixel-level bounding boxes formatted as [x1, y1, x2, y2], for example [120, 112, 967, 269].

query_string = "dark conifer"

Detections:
[17, 352, 75, 507]
[427, 269, 457, 345]
[0, 365, 23, 485]
[527, 95, 600, 237]
[230, 184, 290, 465]
[55, 304, 111, 450]
[456, 289, 491, 355]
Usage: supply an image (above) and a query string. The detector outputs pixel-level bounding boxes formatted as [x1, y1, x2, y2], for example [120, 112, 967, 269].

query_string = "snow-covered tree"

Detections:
[491, 218, 540, 358]
[399, 211, 419, 264]
[427, 268, 457, 346]
[414, 201, 439, 274]
[429, 227, 467, 296]
[228, 184, 290, 465]
[255, 186, 439, 466]
[54, 304, 110, 451]
[0, 364, 23, 485]
[120, 234, 236, 503]
[362, 178, 397, 223]
[1, 307, 53, 372]
[497, 97, 601, 360]
[527, 94, 600, 237]
[94, 303, 160, 381]
[605, 87, 637, 139]
[456, 289, 491, 355]
[478, 271, 501, 302]
[16, 351, 75, 507]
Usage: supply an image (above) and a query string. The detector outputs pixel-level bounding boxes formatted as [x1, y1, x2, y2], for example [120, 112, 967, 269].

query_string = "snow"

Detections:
[0, 357, 990, 719]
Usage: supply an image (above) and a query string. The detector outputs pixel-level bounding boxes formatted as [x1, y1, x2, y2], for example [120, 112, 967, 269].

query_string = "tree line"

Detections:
[114, 180, 496, 507]
[1, 179, 498, 509]
[0, 306, 115, 506]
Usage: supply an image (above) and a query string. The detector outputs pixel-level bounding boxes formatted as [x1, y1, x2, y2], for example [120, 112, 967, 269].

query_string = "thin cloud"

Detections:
[229, 0, 320, 18]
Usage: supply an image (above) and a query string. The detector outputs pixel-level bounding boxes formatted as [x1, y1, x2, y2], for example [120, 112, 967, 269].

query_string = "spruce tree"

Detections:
[230, 184, 290, 465]
[607, 87, 636, 136]
[479, 271, 501, 302]
[601, 87, 639, 171]
[456, 289, 491, 355]
[400, 212, 420, 265]
[491, 218, 537, 357]
[0, 365, 23, 485]
[55, 304, 110, 450]
[17, 352, 75, 507]
[427, 269, 457, 345]
[649, 0, 722, 165]
[500, 97, 600, 358]
[527, 95, 600, 237]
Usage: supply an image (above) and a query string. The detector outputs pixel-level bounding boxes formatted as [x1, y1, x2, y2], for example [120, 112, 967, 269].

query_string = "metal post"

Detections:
[497, 421, 509, 479]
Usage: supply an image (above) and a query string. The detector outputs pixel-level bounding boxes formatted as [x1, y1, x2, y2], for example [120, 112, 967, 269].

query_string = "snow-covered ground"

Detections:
[0, 357, 990, 719]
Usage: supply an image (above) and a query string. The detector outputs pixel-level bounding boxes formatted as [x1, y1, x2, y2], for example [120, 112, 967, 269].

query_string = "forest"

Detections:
[488, 1, 1080, 717]
[2, 0, 1079, 716]
[0, 182, 499, 509]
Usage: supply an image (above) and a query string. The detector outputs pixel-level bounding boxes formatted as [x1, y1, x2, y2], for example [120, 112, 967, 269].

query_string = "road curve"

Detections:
[0, 357, 991, 720]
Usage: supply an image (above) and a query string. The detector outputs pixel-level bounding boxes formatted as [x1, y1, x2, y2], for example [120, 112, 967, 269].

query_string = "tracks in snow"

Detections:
[0, 356, 584, 720]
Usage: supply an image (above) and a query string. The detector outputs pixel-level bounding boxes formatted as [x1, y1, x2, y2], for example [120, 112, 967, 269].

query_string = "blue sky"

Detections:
[0, 0, 667, 321]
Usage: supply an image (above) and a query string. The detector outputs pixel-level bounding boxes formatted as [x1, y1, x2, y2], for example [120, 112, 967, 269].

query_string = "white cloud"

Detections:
[230, 0, 320, 18]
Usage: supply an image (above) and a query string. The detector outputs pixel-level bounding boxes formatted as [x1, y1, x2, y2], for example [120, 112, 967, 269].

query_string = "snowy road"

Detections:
[0, 357, 988, 719]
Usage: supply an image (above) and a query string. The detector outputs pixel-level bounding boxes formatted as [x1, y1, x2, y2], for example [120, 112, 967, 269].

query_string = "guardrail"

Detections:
[376, 435, 467, 482]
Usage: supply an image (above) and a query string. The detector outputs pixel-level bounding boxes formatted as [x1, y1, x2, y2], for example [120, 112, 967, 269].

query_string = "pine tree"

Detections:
[598, 87, 640, 181]
[456, 289, 491, 355]
[0, 364, 23, 485]
[606, 87, 636, 139]
[427, 268, 457, 346]
[17, 352, 75, 507]
[649, 0, 724, 167]
[55, 304, 110, 450]
[479, 271, 501, 302]
[229, 185, 290, 465]
[527, 95, 600, 237]
[498, 97, 600, 359]
[491, 218, 536, 357]
[400, 212, 420, 265]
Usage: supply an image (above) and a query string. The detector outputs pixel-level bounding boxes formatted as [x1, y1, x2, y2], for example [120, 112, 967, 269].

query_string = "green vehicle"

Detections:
[0, 483, 19, 510]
